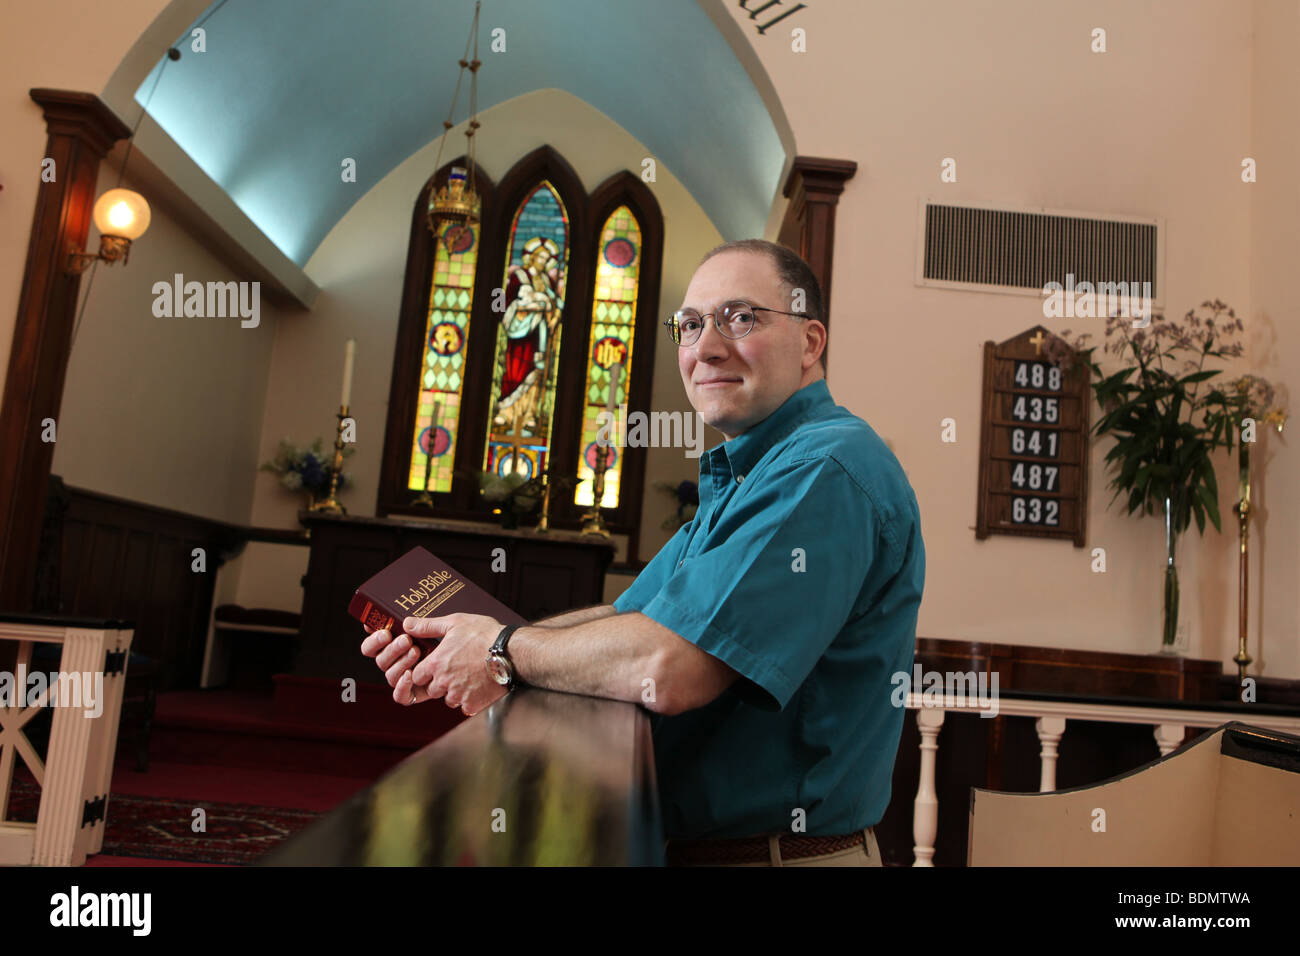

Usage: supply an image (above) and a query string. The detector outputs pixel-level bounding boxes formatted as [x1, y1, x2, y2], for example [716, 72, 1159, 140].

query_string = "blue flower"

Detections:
[299, 455, 326, 490]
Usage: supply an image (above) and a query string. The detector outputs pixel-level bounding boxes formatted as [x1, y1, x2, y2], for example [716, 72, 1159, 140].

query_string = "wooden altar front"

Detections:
[294, 512, 615, 682]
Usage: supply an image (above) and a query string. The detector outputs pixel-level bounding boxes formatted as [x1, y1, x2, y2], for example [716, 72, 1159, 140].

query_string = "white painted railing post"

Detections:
[0, 620, 133, 866]
[912, 707, 945, 867]
[1154, 723, 1185, 757]
[1036, 715, 1067, 792]
[900, 691, 1300, 866]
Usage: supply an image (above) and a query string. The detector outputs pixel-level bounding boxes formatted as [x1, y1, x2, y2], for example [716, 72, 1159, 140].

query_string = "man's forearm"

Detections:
[508, 611, 674, 712]
[529, 604, 616, 629]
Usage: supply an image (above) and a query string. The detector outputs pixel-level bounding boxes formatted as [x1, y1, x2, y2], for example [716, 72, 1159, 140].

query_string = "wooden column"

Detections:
[0, 91, 130, 612]
[777, 156, 857, 368]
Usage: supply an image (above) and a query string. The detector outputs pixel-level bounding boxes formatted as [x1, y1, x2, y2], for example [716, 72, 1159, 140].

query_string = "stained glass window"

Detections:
[482, 182, 570, 482]
[575, 206, 641, 507]
[408, 220, 478, 494]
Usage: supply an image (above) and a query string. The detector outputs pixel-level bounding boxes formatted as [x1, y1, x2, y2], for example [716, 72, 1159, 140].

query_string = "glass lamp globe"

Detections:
[92, 188, 151, 240]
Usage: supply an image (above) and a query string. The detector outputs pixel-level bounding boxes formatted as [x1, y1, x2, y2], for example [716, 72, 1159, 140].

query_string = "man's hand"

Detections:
[407, 613, 511, 717]
[360, 624, 437, 707]
[359, 616, 509, 716]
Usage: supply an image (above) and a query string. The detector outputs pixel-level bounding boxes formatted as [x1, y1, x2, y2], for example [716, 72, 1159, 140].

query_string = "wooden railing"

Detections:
[260, 686, 663, 866]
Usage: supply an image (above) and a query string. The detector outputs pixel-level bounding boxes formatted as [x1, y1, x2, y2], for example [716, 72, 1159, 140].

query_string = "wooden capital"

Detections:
[777, 156, 857, 367]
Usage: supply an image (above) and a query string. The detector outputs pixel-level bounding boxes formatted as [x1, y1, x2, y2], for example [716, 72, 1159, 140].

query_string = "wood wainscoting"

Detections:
[32, 475, 306, 690]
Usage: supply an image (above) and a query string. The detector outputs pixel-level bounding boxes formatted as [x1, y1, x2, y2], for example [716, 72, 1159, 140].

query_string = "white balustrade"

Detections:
[903, 692, 1300, 867]
[0, 619, 133, 866]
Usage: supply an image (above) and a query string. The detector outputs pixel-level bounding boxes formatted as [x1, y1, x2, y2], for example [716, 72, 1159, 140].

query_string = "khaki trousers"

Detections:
[669, 827, 882, 867]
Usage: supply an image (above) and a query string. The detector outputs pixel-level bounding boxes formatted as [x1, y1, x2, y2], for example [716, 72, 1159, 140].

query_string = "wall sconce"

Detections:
[67, 187, 152, 274]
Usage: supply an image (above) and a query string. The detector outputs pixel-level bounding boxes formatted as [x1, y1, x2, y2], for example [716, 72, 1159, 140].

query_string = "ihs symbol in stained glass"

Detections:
[430, 322, 464, 355]
[592, 336, 628, 369]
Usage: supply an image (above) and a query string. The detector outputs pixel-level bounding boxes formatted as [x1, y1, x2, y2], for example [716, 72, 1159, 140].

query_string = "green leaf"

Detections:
[1205, 492, 1221, 532]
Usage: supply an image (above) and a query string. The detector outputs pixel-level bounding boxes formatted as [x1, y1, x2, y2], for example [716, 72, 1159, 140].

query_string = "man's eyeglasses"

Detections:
[664, 300, 807, 346]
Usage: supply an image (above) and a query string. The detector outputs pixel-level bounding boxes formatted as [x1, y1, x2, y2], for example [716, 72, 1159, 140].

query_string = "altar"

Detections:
[293, 511, 615, 682]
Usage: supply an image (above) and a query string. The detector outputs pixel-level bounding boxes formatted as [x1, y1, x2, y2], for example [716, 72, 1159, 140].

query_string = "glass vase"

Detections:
[1161, 495, 1180, 653]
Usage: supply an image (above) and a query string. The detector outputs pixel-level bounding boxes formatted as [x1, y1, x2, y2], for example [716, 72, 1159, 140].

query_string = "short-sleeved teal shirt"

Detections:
[613, 378, 925, 839]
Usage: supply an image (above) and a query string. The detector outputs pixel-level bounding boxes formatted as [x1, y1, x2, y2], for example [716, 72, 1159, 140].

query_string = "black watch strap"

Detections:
[492, 624, 521, 654]
[491, 624, 522, 689]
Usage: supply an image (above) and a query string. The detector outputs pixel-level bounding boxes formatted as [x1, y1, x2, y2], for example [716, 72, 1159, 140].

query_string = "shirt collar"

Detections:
[702, 378, 833, 481]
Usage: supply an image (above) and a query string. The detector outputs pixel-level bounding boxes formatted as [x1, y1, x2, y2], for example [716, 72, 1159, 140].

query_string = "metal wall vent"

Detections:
[917, 201, 1161, 302]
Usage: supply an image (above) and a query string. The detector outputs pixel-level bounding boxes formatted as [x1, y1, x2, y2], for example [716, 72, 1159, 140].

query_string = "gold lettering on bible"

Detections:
[392, 571, 465, 616]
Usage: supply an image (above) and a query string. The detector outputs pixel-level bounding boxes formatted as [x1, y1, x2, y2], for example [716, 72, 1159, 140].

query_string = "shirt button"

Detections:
[736, 474, 745, 484]
[678, 560, 685, 568]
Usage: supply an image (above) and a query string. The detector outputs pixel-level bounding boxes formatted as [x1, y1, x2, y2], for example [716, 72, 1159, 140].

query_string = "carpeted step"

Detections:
[147, 681, 467, 777]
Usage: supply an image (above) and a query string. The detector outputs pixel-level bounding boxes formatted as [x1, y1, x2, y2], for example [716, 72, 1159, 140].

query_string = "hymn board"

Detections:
[975, 326, 1089, 546]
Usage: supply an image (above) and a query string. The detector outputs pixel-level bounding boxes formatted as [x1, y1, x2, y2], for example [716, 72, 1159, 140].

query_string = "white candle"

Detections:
[606, 362, 622, 416]
[341, 339, 355, 408]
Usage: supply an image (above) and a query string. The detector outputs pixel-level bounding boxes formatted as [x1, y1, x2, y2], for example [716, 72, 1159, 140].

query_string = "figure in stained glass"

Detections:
[495, 236, 565, 434]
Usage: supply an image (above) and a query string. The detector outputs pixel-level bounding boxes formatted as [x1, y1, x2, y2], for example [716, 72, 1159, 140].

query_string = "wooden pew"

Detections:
[968, 722, 1300, 865]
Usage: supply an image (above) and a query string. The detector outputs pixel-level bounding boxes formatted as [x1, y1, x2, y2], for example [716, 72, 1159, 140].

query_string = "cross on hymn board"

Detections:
[975, 325, 1091, 547]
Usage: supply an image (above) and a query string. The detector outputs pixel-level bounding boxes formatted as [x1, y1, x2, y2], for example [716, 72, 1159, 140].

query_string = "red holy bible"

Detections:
[348, 546, 525, 643]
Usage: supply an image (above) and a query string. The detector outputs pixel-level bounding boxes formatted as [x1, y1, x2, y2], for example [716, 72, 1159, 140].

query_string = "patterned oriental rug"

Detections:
[4, 779, 320, 865]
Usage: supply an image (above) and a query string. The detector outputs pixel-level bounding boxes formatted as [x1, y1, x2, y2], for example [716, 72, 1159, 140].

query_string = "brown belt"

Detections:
[665, 828, 871, 866]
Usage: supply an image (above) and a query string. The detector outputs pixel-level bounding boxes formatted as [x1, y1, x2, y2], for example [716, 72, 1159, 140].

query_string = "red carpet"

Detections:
[5, 776, 321, 865]
[2, 685, 447, 866]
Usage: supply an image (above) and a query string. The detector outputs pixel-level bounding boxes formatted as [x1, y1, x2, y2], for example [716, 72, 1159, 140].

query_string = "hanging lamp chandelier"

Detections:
[427, 0, 483, 255]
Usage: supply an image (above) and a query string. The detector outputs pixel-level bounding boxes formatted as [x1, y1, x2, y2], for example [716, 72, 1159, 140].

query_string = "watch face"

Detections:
[486, 654, 512, 686]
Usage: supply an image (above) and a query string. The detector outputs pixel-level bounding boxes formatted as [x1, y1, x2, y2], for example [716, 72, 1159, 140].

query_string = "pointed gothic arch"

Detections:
[376, 148, 662, 559]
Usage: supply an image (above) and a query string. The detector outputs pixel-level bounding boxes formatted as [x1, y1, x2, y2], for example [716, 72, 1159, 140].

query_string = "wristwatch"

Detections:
[485, 624, 521, 690]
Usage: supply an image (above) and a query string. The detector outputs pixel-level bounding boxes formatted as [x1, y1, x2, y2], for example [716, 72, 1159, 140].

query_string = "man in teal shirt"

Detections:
[363, 239, 925, 866]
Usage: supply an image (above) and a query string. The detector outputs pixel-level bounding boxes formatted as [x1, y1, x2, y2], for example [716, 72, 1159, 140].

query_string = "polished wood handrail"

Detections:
[260, 686, 663, 866]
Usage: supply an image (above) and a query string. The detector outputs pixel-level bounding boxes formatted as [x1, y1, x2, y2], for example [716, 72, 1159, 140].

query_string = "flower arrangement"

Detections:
[259, 437, 355, 502]
[654, 479, 699, 531]
[1044, 300, 1287, 650]
[1044, 301, 1258, 534]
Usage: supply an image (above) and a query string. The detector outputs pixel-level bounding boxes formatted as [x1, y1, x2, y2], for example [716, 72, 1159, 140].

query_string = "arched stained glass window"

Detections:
[381, 151, 662, 561]
[482, 182, 569, 481]
[575, 206, 641, 507]
[408, 221, 479, 494]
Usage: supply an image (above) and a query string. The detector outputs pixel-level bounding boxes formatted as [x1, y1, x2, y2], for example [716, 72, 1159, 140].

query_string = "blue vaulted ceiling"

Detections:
[134, 0, 789, 267]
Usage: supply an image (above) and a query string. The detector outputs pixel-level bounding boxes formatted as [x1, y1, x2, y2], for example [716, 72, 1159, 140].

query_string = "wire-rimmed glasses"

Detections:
[664, 300, 807, 346]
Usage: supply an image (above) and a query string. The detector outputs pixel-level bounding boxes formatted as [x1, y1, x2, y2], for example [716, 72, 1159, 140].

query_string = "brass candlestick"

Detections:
[413, 401, 441, 508]
[580, 443, 612, 537]
[413, 433, 435, 507]
[1233, 410, 1287, 682]
[536, 472, 552, 533]
[1233, 443, 1252, 682]
[308, 405, 351, 515]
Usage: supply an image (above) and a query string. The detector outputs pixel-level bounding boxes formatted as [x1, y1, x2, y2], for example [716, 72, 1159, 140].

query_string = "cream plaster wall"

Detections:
[722, 0, 1294, 675]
